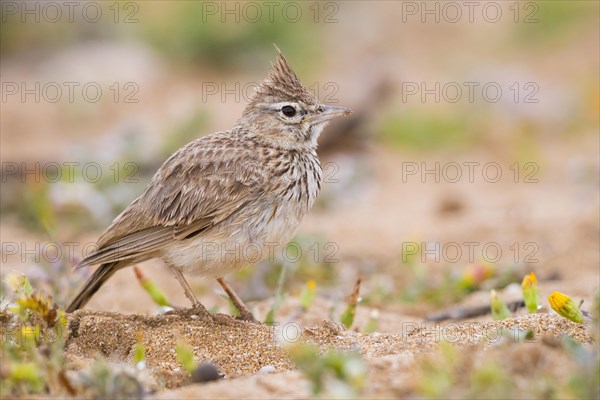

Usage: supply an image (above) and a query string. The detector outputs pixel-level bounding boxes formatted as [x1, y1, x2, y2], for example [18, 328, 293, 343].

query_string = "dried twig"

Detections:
[425, 300, 525, 322]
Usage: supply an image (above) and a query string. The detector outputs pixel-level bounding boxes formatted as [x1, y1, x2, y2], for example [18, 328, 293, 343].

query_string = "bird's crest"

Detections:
[248, 49, 318, 107]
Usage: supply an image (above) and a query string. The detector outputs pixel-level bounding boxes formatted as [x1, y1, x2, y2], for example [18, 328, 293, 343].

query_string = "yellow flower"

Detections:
[19, 325, 41, 344]
[548, 291, 584, 323]
[522, 272, 537, 287]
[522, 273, 540, 313]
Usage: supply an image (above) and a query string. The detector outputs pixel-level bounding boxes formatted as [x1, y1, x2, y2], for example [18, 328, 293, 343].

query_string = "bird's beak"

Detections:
[305, 105, 352, 124]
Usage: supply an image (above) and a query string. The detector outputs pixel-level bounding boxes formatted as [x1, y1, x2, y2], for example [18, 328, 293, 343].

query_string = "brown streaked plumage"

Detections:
[66, 49, 351, 320]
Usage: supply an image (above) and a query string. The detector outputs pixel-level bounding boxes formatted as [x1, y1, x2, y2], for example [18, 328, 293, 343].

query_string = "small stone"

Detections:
[258, 365, 276, 374]
[191, 363, 223, 384]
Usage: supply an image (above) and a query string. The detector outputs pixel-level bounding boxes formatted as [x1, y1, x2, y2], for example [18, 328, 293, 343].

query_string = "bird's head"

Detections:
[239, 49, 351, 150]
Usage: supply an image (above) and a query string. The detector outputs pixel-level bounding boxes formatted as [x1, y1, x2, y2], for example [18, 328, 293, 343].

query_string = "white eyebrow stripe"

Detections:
[257, 102, 301, 110]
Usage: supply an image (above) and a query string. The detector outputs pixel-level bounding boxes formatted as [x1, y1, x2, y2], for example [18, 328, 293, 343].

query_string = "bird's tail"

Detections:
[66, 262, 123, 313]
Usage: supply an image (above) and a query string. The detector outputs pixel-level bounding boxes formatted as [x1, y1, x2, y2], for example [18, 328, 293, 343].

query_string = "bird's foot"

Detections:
[165, 302, 214, 323]
[216, 277, 259, 324]
[234, 308, 259, 324]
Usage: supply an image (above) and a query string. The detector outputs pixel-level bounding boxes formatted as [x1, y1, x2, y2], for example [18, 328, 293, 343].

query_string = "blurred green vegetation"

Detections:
[138, 2, 320, 71]
[286, 341, 366, 397]
[361, 243, 525, 308]
[0, 1, 321, 72]
[415, 335, 599, 399]
[253, 236, 338, 292]
[0, 13, 77, 57]
[380, 109, 476, 151]
[0, 160, 148, 233]
[513, 1, 599, 43]
[1, 275, 68, 397]
[1, 275, 151, 397]
[1, 179, 88, 233]
[160, 110, 210, 158]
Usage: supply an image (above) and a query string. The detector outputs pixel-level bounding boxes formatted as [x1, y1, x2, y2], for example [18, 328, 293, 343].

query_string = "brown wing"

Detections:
[78, 131, 266, 269]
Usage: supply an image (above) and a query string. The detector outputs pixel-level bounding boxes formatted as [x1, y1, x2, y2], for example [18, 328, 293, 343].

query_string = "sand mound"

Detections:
[63, 310, 594, 397]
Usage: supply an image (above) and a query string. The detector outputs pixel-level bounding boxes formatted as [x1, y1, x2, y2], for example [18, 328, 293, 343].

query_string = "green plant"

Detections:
[416, 341, 457, 397]
[522, 272, 540, 313]
[78, 359, 145, 399]
[340, 277, 361, 329]
[490, 289, 511, 321]
[0, 274, 68, 396]
[134, 266, 171, 308]
[134, 332, 147, 369]
[264, 260, 289, 325]
[363, 310, 379, 334]
[287, 341, 366, 397]
[176, 341, 196, 375]
[562, 336, 600, 399]
[548, 292, 585, 324]
[299, 280, 317, 311]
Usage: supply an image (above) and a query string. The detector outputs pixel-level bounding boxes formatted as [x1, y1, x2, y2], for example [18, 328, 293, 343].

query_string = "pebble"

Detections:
[259, 365, 276, 374]
[191, 363, 223, 383]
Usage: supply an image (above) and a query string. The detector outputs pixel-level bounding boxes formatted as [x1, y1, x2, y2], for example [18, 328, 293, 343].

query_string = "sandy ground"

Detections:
[63, 310, 594, 399]
[2, 137, 599, 398]
[1, 5, 598, 396]
[2, 135, 598, 398]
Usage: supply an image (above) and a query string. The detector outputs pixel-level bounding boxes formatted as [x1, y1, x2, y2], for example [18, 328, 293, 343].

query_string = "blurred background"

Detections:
[1, 1, 598, 324]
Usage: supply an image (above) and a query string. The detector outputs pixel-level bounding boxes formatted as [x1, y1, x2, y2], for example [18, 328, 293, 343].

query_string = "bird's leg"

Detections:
[169, 266, 212, 319]
[217, 277, 257, 323]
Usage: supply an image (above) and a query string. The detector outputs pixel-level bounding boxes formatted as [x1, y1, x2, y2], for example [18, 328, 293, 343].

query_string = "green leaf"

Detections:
[176, 342, 196, 374]
[10, 362, 44, 392]
[134, 342, 146, 365]
[134, 267, 170, 307]
[299, 280, 316, 310]
[264, 263, 289, 324]
[340, 277, 361, 329]
[340, 304, 356, 329]
[363, 310, 379, 333]
[490, 290, 511, 321]
[521, 272, 540, 314]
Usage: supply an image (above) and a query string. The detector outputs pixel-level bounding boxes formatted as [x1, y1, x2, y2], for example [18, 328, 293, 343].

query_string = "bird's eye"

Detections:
[281, 105, 296, 117]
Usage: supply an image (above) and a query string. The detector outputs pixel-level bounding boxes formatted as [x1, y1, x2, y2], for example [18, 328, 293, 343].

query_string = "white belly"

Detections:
[161, 205, 302, 277]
